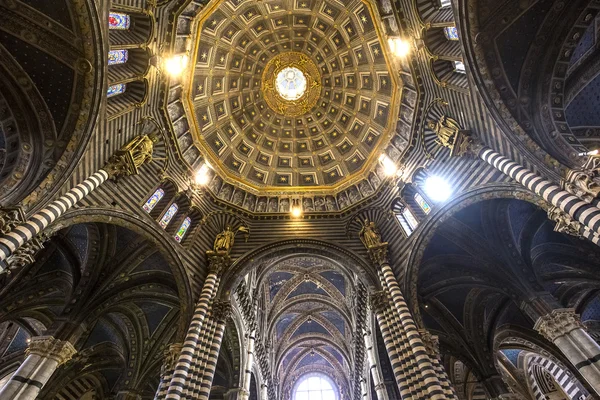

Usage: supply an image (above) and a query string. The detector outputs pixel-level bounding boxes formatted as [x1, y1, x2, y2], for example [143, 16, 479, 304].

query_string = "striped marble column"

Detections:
[370, 291, 409, 396]
[534, 309, 600, 396]
[241, 329, 256, 399]
[0, 170, 109, 264]
[476, 146, 600, 237]
[365, 242, 448, 400]
[186, 315, 217, 397]
[164, 256, 227, 399]
[197, 300, 232, 400]
[0, 336, 76, 400]
[0, 134, 158, 266]
[154, 343, 182, 400]
[364, 325, 390, 400]
[419, 330, 458, 400]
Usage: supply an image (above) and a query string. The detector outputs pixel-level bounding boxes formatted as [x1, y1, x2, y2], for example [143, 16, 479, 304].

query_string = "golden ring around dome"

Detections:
[261, 52, 321, 117]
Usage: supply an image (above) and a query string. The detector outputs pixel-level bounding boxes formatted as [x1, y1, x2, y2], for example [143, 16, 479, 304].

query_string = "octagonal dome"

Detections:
[183, 0, 402, 196]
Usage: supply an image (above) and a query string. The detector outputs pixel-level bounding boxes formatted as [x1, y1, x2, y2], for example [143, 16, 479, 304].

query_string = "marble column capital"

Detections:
[369, 291, 389, 313]
[208, 253, 231, 275]
[214, 300, 233, 322]
[419, 329, 440, 356]
[367, 243, 389, 266]
[534, 308, 585, 342]
[26, 336, 76, 366]
[162, 343, 182, 371]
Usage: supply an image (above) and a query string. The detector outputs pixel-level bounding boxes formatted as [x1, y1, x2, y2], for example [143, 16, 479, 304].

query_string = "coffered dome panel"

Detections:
[185, 0, 401, 194]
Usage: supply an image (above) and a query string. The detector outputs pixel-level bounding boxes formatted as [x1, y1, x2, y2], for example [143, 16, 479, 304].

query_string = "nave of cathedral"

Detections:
[1, 0, 600, 399]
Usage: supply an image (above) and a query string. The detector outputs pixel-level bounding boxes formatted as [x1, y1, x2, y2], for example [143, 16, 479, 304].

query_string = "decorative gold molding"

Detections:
[261, 52, 321, 118]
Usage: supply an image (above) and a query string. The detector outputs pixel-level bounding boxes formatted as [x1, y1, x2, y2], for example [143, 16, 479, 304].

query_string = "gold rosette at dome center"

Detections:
[262, 52, 321, 117]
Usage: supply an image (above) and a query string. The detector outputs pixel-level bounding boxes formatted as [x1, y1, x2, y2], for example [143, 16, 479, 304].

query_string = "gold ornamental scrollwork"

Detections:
[261, 52, 321, 117]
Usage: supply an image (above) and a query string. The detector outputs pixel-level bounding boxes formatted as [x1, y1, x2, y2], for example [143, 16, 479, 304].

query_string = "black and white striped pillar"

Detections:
[0, 336, 76, 400]
[534, 309, 600, 396]
[197, 301, 231, 400]
[0, 170, 109, 265]
[477, 147, 600, 237]
[164, 259, 224, 400]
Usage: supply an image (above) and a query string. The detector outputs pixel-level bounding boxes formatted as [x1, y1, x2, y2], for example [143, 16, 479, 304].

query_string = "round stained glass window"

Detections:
[276, 67, 307, 101]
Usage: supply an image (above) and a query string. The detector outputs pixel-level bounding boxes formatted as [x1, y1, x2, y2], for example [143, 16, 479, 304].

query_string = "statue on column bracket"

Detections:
[208, 225, 250, 257]
[104, 133, 159, 179]
[562, 155, 600, 203]
[533, 309, 585, 342]
[547, 207, 582, 238]
[428, 115, 477, 158]
[27, 336, 76, 366]
[358, 219, 389, 265]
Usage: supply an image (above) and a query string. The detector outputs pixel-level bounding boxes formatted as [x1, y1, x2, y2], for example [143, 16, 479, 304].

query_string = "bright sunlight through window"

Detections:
[294, 374, 338, 400]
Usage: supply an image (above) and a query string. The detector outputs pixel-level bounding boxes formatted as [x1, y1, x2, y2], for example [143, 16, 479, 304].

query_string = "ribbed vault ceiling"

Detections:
[187, 0, 400, 194]
[262, 256, 353, 397]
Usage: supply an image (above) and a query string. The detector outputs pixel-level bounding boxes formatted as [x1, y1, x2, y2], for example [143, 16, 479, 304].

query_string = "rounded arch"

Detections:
[456, 0, 567, 178]
[0, 0, 104, 209]
[404, 182, 548, 327]
[47, 206, 194, 340]
[494, 326, 594, 399]
[218, 239, 380, 297]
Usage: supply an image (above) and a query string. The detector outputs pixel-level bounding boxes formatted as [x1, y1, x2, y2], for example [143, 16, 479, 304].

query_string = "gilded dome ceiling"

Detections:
[184, 0, 402, 196]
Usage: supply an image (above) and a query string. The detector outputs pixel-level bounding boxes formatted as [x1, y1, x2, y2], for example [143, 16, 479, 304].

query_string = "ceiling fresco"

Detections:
[184, 0, 401, 195]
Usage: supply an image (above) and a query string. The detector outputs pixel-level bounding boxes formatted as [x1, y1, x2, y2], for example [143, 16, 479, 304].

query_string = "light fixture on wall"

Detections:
[194, 162, 212, 185]
[387, 37, 411, 58]
[151, 51, 189, 78]
[379, 153, 398, 176]
[290, 198, 303, 218]
[423, 175, 452, 202]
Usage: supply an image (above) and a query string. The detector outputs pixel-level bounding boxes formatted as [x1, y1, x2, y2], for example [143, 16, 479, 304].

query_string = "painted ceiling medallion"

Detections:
[262, 52, 321, 117]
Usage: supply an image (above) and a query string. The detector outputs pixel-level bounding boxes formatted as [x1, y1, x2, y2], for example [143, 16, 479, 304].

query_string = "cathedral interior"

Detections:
[3, 0, 600, 399]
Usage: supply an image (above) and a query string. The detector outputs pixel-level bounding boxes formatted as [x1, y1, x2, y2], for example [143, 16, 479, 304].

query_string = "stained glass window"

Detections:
[143, 188, 165, 213]
[397, 207, 419, 236]
[107, 83, 126, 97]
[109, 12, 130, 30]
[108, 50, 129, 65]
[414, 193, 432, 214]
[454, 61, 466, 74]
[159, 203, 178, 229]
[174, 217, 192, 242]
[444, 27, 459, 41]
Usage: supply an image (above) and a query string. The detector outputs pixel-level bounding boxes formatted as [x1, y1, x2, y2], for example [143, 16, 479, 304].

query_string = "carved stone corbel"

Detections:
[547, 207, 582, 238]
[561, 155, 600, 203]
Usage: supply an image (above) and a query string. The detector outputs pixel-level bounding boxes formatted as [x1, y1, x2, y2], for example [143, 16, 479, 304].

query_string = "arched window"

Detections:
[174, 217, 192, 242]
[396, 206, 419, 236]
[107, 83, 126, 97]
[293, 374, 338, 400]
[143, 188, 165, 213]
[109, 12, 130, 30]
[108, 50, 129, 65]
[159, 203, 178, 229]
[453, 61, 466, 74]
[414, 193, 431, 215]
[444, 27, 459, 40]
